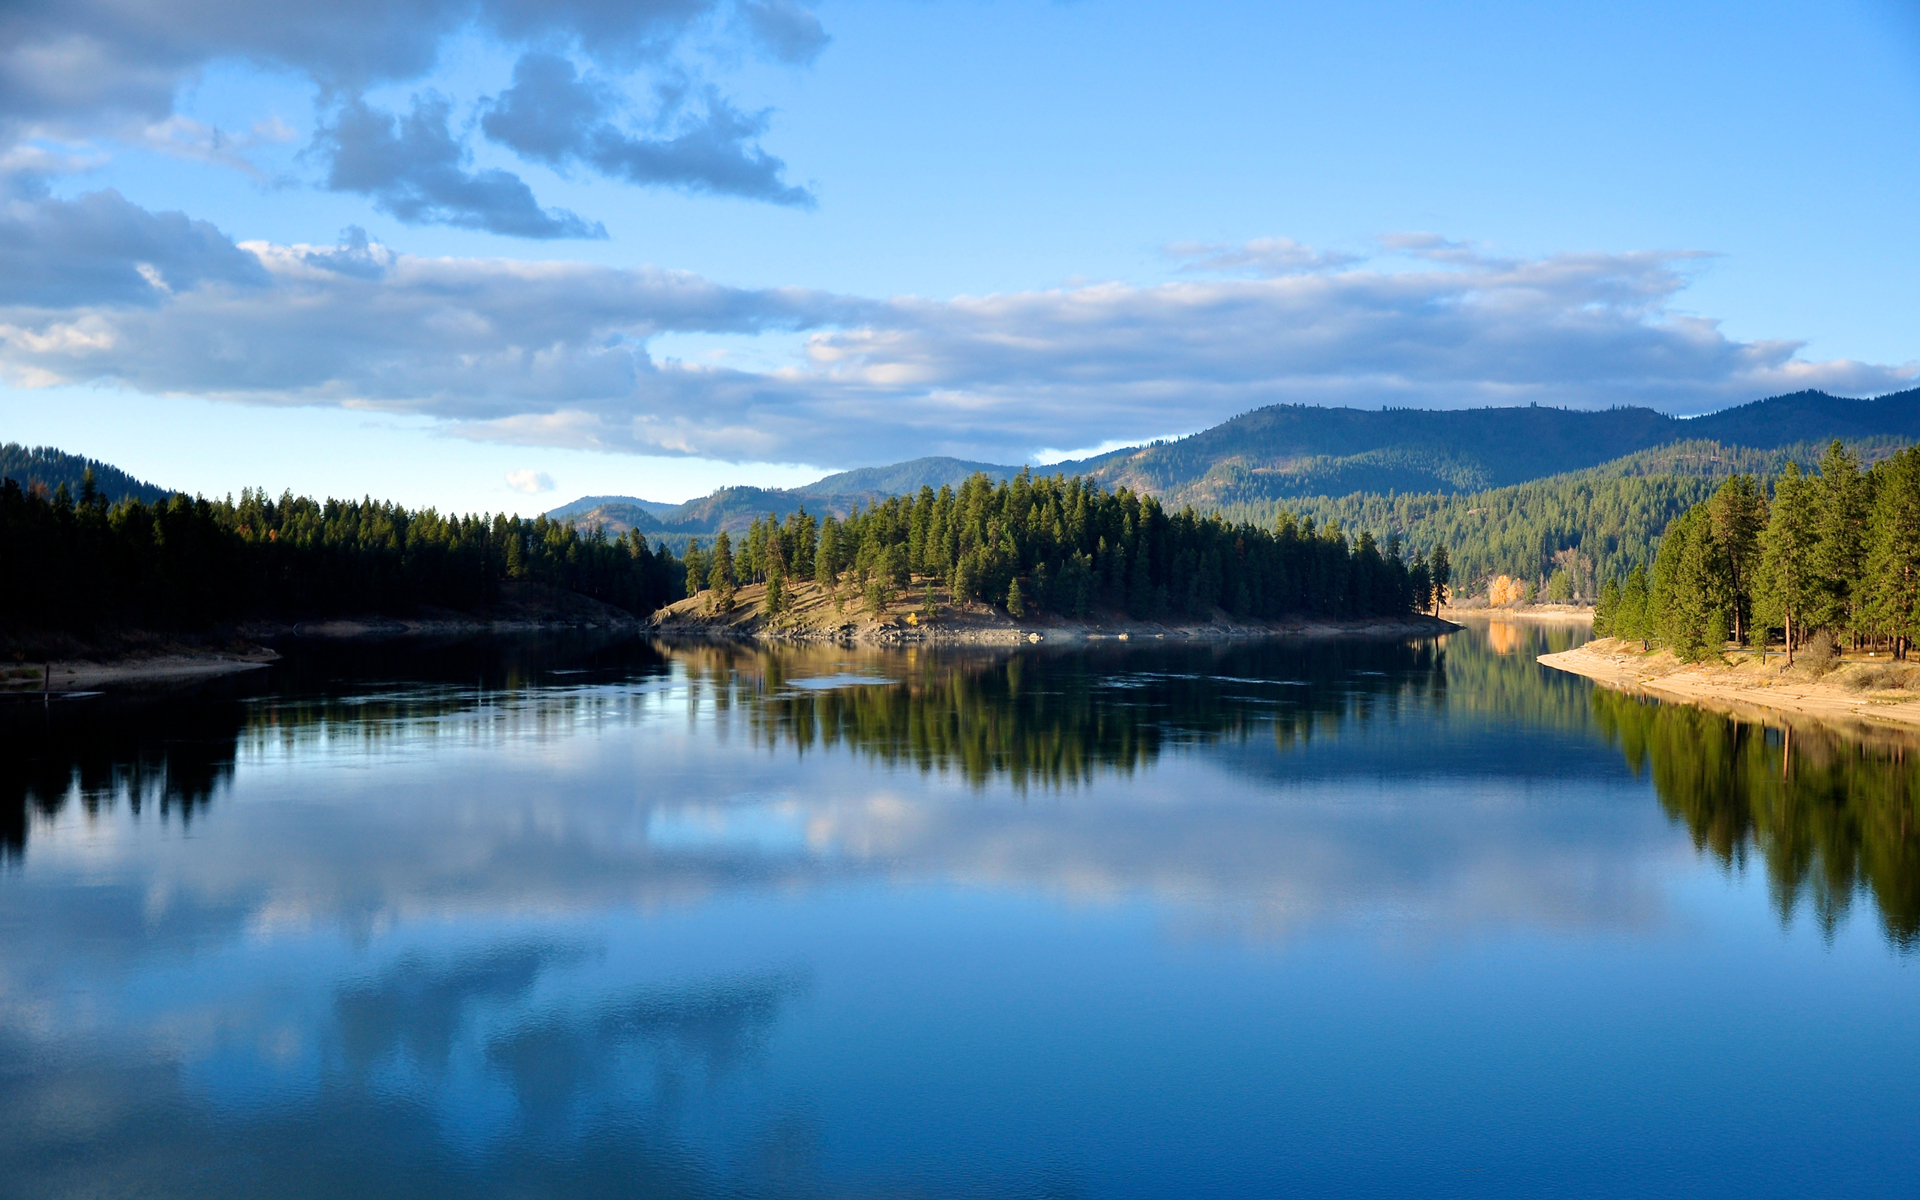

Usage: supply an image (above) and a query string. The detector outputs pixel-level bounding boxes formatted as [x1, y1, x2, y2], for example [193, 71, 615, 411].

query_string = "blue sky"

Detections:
[2, 0, 1916, 512]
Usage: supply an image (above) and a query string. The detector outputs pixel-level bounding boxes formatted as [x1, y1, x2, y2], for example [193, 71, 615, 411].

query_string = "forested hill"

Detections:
[1052, 387, 1920, 507]
[0, 444, 171, 505]
[547, 495, 678, 522]
[1261, 437, 1911, 601]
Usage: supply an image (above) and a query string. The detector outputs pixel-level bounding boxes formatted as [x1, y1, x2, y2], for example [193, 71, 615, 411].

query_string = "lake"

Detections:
[3, 621, 1917, 1198]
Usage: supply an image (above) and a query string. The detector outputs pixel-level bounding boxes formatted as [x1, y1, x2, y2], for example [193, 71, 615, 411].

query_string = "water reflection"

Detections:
[680, 637, 1451, 788]
[1593, 690, 1920, 946]
[5, 624, 1920, 1197]
[0, 685, 247, 858]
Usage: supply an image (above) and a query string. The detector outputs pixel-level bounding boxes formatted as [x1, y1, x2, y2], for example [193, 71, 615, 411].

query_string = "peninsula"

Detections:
[1541, 637, 1920, 732]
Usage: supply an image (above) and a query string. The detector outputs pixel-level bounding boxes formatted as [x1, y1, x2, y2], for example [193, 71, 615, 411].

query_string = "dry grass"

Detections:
[1840, 662, 1918, 693]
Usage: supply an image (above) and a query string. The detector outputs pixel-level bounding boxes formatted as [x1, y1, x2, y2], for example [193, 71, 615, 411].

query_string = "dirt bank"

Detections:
[1, 649, 280, 694]
[1540, 637, 1920, 732]
[1442, 604, 1594, 622]
[653, 579, 1456, 645]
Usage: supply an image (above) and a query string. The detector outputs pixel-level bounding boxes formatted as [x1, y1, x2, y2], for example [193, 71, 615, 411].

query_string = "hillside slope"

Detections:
[1266, 436, 1910, 596]
[0, 444, 172, 504]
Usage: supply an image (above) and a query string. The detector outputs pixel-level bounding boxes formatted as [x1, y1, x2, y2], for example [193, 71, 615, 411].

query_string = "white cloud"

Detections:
[504, 468, 554, 494]
[1, 217, 1913, 468]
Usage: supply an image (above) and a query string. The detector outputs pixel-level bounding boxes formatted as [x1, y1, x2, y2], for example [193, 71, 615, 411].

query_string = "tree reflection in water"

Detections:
[0, 689, 245, 859]
[670, 638, 1449, 790]
[1593, 689, 1920, 947]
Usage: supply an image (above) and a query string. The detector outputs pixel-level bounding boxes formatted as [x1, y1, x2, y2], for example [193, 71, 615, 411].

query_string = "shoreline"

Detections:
[1539, 638, 1920, 733]
[1, 649, 281, 695]
[652, 587, 1457, 645]
[1442, 604, 1594, 623]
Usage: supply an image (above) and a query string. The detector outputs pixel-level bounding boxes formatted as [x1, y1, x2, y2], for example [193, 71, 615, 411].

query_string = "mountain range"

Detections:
[553, 387, 1920, 537]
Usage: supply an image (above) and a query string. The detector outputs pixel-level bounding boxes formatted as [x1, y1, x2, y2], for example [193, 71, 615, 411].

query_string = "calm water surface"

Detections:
[3, 621, 1917, 1198]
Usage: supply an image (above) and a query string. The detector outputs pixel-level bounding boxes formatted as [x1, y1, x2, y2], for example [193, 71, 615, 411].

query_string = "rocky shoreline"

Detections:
[650, 582, 1457, 646]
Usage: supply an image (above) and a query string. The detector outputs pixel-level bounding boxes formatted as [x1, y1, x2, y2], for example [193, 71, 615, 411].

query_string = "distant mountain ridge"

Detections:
[548, 387, 1920, 536]
[802, 456, 1021, 496]
[546, 494, 680, 521]
[548, 458, 1026, 538]
[1050, 387, 1920, 506]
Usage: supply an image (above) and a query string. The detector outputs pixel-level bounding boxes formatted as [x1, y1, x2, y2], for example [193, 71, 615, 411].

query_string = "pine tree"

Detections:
[1429, 544, 1451, 614]
[952, 550, 978, 605]
[1811, 440, 1870, 638]
[708, 531, 736, 615]
[815, 517, 840, 595]
[1864, 446, 1920, 658]
[1007, 575, 1026, 617]
[1652, 509, 1727, 661]
[1707, 474, 1767, 646]
[1594, 575, 1620, 636]
[1756, 463, 1817, 664]
[682, 539, 707, 599]
[1618, 565, 1650, 645]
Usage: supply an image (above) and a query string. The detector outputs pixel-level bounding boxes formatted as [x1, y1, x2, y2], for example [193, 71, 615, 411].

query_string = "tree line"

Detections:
[1594, 442, 1920, 661]
[678, 470, 1450, 622]
[0, 472, 683, 634]
[4, 465, 1453, 636]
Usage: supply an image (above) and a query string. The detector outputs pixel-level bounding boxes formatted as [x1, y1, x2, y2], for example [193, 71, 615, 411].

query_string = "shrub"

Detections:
[1801, 628, 1840, 676]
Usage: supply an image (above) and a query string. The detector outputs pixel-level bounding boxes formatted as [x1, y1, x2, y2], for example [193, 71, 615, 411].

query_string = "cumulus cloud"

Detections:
[0, 0, 824, 228]
[0, 189, 268, 307]
[316, 93, 606, 238]
[0, 222, 1911, 467]
[505, 468, 555, 494]
[481, 53, 812, 206]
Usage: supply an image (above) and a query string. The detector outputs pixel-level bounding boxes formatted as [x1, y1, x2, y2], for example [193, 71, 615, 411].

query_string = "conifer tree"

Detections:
[682, 539, 707, 599]
[1811, 440, 1870, 637]
[708, 531, 736, 615]
[1756, 463, 1817, 664]
[1007, 576, 1026, 617]
[1652, 509, 1727, 661]
[1618, 565, 1650, 645]
[815, 517, 840, 595]
[1429, 544, 1451, 613]
[1594, 575, 1620, 636]
[1864, 446, 1920, 658]
[1707, 474, 1767, 646]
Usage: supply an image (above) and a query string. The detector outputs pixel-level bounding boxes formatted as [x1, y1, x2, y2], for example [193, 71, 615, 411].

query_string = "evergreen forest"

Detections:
[0, 473, 683, 635]
[1593, 442, 1920, 661]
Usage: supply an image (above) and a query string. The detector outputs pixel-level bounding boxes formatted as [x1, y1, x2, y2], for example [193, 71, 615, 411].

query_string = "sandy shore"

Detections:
[1540, 638, 1920, 732]
[1, 650, 280, 694]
